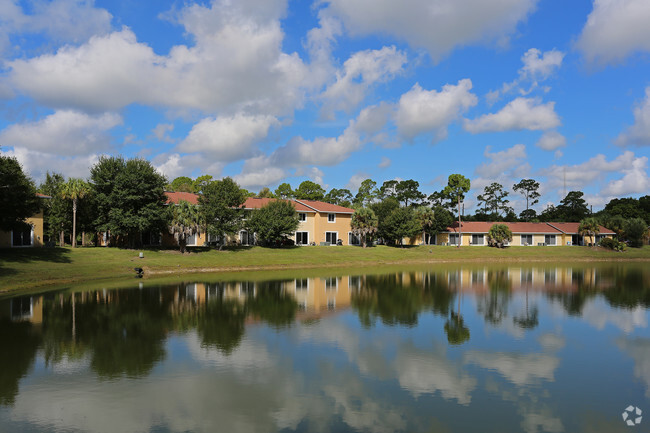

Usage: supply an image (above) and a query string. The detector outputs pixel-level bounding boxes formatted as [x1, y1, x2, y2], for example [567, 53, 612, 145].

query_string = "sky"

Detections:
[0, 0, 649, 214]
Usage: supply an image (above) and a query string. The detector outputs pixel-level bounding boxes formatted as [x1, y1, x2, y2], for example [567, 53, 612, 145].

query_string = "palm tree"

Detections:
[350, 207, 378, 248]
[61, 178, 91, 248]
[578, 217, 600, 247]
[414, 206, 435, 245]
[169, 200, 204, 253]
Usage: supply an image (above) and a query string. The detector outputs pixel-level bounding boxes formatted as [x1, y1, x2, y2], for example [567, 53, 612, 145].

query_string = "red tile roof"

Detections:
[294, 199, 355, 214]
[444, 221, 614, 234]
[36, 193, 51, 199]
[446, 221, 562, 234]
[165, 191, 199, 205]
[547, 222, 615, 235]
[242, 197, 314, 212]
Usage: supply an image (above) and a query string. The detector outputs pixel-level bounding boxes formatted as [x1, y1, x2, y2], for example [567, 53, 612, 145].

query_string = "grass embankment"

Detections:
[1, 244, 649, 294]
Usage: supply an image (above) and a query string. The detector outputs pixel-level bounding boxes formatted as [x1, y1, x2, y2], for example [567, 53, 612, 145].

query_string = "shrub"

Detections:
[487, 224, 513, 248]
[598, 237, 626, 251]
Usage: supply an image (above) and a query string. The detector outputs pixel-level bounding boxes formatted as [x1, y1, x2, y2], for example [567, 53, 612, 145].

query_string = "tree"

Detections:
[90, 156, 169, 248]
[294, 180, 325, 201]
[428, 190, 453, 210]
[169, 176, 195, 193]
[396, 179, 426, 207]
[623, 218, 648, 248]
[274, 182, 294, 199]
[353, 179, 378, 208]
[351, 207, 378, 248]
[199, 177, 246, 250]
[487, 224, 513, 248]
[444, 312, 470, 345]
[414, 206, 435, 245]
[61, 178, 91, 248]
[443, 174, 470, 248]
[513, 179, 540, 220]
[324, 188, 353, 207]
[256, 187, 274, 198]
[0, 156, 40, 231]
[378, 180, 398, 200]
[578, 217, 600, 247]
[39, 172, 70, 246]
[193, 175, 213, 193]
[247, 200, 300, 246]
[558, 191, 589, 222]
[431, 206, 455, 235]
[169, 200, 204, 253]
[383, 207, 420, 247]
[519, 208, 537, 222]
[604, 197, 645, 220]
[604, 214, 625, 240]
[370, 197, 400, 242]
[477, 182, 511, 218]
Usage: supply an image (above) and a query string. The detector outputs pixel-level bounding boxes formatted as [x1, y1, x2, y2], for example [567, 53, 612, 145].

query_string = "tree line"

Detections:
[2, 153, 649, 250]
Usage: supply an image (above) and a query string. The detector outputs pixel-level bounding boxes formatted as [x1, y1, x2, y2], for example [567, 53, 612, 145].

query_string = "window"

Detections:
[324, 277, 338, 291]
[296, 231, 308, 245]
[295, 278, 309, 291]
[240, 230, 252, 245]
[298, 212, 306, 222]
[471, 234, 484, 245]
[595, 234, 606, 243]
[349, 232, 360, 245]
[325, 232, 338, 244]
[424, 233, 435, 245]
[348, 275, 361, 291]
[545, 234, 556, 245]
[521, 234, 533, 246]
[187, 233, 197, 246]
[328, 213, 336, 223]
[12, 224, 33, 247]
[449, 233, 459, 245]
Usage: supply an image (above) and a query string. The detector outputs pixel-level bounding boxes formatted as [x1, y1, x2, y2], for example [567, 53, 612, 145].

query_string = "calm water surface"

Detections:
[1, 264, 649, 433]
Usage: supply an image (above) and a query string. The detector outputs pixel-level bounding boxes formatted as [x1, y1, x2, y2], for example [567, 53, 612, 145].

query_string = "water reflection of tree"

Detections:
[513, 289, 539, 330]
[545, 269, 597, 315]
[351, 272, 456, 329]
[197, 298, 246, 355]
[444, 312, 470, 345]
[246, 280, 297, 329]
[0, 320, 40, 406]
[477, 270, 512, 325]
[601, 267, 650, 309]
[42, 290, 171, 379]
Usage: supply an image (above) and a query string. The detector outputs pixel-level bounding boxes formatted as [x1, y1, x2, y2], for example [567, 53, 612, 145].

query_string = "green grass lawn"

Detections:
[1, 244, 649, 294]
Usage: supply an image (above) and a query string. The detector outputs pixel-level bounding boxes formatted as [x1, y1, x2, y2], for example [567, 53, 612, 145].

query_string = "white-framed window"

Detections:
[449, 233, 459, 245]
[325, 232, 338, 244]
[348, 232, 360, 245]
[239, 281, 255, 297]
[11, 224, 33, 247]
[471, 234, 484, 245]
[187, 233, 198, 246]
[328, 213, 336, 223]
[348, 275, 361, 291]
[298, 212, 306, 222]
[521, 234, 533, 246]
[324, 277, 338, 291]
[240, 230, 252, 245]
[423, 233, 435, 245]
[296, 231, 308, 245]
[295, 278, 309, 291]
[545, 234, 556, 246]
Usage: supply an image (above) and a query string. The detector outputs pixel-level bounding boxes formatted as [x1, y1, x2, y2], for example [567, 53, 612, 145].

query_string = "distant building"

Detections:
[0, 194, 49, 248]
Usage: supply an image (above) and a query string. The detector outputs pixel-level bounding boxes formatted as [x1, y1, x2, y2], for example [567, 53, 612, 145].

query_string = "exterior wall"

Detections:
[0, 210, 44, 248]
[294, 212, 316, 244]
[313, 212, 353, 245]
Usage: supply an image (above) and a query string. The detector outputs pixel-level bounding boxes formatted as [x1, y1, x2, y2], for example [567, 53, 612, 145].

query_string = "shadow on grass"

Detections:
[0, 247, 72, 264]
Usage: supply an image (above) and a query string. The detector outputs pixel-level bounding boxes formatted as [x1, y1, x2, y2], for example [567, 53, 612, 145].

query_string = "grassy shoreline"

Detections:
[1, 245, 649, 295]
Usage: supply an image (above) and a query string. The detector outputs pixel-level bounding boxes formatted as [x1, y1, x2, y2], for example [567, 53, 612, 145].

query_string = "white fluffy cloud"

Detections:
[541, 151, 650, 197]
[153, 153, 224, 182]
[0, 0, 112, 56]
[464, 97, 560, 133]
[535, 131, 566, 151]
[321, 0, 538, 61]
[396, 79, 477, 141]
[177, 114, 278, 162]
[0, 146, 99, 182]
[576, 0, 650, 65]
[320, 46, 407, 117]
[475, 144, 530, 179]
[0, 110, 122, 156]
[616, 87, 650, 147]
[492, 48, 564, 101]
[8, 0, 308, 115]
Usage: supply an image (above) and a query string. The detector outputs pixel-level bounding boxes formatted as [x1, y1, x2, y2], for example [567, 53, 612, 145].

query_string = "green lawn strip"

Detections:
[1, 245, 649, 294]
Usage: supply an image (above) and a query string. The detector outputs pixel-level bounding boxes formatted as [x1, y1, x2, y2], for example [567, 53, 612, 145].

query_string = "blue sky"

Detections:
[1, 0, 649, 213]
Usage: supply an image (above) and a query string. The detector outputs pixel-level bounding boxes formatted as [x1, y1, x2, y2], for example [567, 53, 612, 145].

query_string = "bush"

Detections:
[487, 223, 513, 248]
[599, 237, 626, 251]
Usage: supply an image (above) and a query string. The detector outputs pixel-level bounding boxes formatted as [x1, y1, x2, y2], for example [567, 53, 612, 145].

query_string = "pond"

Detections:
[1, 264, 649, 432]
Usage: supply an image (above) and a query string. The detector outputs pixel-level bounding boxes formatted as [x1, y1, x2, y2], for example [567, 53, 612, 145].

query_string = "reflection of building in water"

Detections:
[0, 296, 43, 324]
